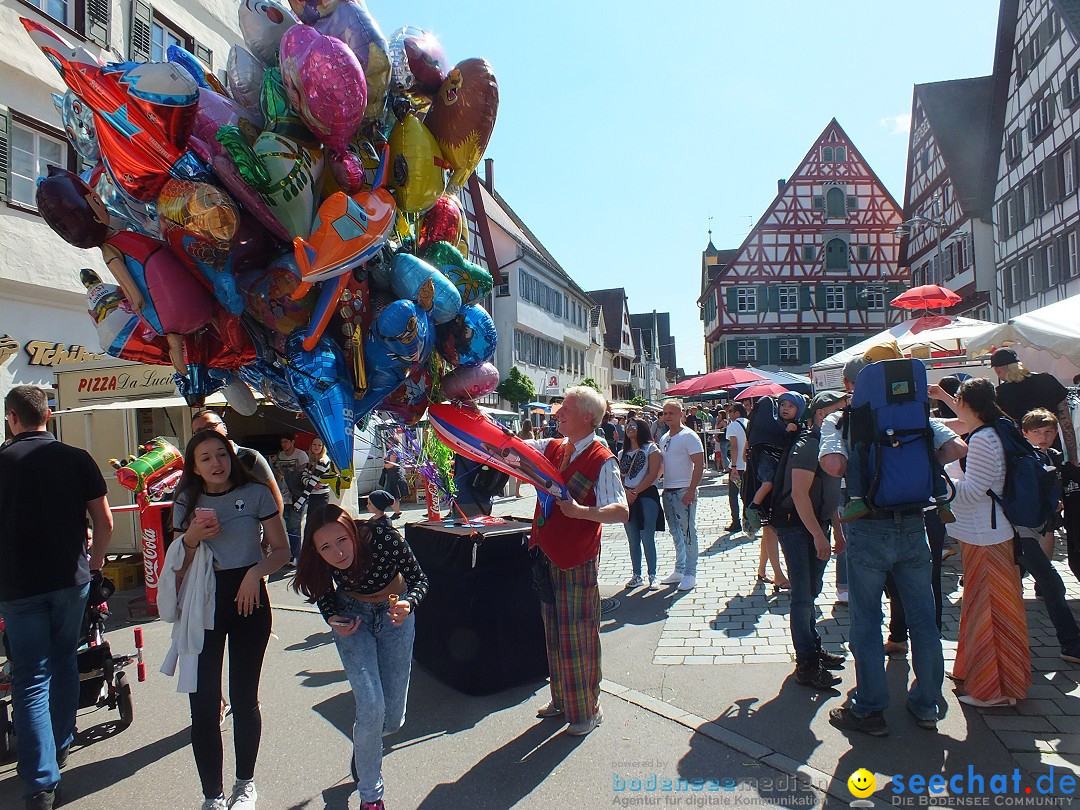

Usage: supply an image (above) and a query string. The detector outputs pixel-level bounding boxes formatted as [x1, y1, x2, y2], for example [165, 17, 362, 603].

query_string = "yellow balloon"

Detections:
[387, 113, 448, 214]
[393, 212, 414, 244]
[456, 237, 469, 259]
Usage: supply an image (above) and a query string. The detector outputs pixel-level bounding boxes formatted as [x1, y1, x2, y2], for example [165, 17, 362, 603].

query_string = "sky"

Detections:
[368, 0, 1002, 375]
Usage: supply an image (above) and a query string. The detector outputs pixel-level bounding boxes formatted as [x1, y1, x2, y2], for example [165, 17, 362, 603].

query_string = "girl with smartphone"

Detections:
[172, 430, 289, 810]
[292, 504, 428, 810]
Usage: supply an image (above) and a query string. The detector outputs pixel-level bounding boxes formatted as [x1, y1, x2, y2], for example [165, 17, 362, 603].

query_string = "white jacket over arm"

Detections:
[157, 535, 215, 692]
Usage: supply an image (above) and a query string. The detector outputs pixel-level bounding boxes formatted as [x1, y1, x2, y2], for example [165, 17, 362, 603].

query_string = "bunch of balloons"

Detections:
[24, 0, 503, 474]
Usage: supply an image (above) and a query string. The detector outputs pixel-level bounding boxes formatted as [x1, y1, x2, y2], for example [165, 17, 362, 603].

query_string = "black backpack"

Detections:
[469, 463, 510, 498]
[769, 428, 820, 529]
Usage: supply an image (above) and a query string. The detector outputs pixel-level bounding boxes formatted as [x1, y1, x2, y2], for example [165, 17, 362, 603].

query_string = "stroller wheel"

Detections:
[0, 701, 14, 762]
[115, 672, 134, 730]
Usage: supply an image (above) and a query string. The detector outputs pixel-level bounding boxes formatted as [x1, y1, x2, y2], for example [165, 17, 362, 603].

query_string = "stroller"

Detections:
[0, 573, 136, 761]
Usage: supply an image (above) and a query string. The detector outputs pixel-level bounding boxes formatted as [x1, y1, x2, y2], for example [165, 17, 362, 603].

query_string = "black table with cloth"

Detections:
[404, 519, 548, 695]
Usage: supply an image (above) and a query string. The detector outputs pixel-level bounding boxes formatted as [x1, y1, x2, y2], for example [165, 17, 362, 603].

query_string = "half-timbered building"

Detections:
[901, 78, 1000, 321]
[702, 119, 907, 374]
[993, 0, 1080, 318]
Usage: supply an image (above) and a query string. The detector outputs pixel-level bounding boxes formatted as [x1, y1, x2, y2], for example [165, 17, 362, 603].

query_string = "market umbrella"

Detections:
[524, 401, 550, 412]
[663, 367, 766, 397]
[890, 284, 963, 310]
[734, 382, 791, 401]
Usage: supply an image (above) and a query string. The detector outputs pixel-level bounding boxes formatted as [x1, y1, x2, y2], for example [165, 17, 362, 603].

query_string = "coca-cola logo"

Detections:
[142, 528, 159, 588]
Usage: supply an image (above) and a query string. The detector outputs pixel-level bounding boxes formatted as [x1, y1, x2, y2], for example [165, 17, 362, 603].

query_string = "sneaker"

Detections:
[840, 498, 870, 523]
[647, 576, 660, 591]
[659, 572, 683, 585]
[228, 780, 257, 809]
[835, 590, 849, 605]
[794, 663, 841, 690]
[24, 791, 55, 810]
[201, 798, 228, 810]
[565, 705, 603, 736]
[536, 701, 563, 718]
[677, 575, 696, 591]
[937, 503, 956, 524]
[1061, 649, 1080, 665]
[883, 639, 908, 657]
[958, 694, 1016, 708]
[818, 650, 846, 670]
[625, 575, 645, 589]
[906, 703, 938, 731]
[359, 802, 385, 810]
[828, 706, 889, 737]
[724, 523, 742, 533]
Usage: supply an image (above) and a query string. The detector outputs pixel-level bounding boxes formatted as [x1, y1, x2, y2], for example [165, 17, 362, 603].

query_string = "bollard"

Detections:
[133, 626, 146, 682]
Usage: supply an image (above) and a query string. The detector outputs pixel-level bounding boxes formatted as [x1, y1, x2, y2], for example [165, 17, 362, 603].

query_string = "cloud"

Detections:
[880, 114, 912, 135]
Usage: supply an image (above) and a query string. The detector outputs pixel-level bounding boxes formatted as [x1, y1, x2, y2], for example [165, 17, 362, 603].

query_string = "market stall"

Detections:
[967, 295, 1080, 382]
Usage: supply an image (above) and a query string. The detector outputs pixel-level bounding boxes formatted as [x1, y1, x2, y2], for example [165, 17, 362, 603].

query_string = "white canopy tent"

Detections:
[967, 295, 1080, 381]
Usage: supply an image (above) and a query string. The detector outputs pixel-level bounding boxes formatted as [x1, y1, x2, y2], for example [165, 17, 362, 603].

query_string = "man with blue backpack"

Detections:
[821, 355, 967, 736]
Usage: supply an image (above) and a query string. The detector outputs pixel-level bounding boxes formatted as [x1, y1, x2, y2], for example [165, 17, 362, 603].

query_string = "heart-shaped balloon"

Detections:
[417, 195, 463, 252]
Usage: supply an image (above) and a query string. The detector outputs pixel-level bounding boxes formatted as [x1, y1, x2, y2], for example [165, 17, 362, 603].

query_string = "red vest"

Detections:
[531, 438, 614, 569]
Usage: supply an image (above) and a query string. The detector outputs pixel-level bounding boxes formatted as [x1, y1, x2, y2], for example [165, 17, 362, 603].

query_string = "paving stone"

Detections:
[1016, 699, 1063, 716]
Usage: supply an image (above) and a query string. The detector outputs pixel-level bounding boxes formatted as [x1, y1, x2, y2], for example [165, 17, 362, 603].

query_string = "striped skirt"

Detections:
[954, 539, 1031, 702]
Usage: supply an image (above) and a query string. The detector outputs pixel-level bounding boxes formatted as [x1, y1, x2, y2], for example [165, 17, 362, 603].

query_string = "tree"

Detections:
[579, 377, 602, 394]
[629, 396, 649, 407]
[496, 367, 535, 407]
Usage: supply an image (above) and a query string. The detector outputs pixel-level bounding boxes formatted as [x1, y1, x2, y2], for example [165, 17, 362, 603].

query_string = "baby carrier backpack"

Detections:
[848, 358, 950, 511]
[974, 417, 1060, 532]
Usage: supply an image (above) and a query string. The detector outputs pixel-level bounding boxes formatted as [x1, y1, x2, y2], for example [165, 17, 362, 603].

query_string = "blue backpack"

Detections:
[974, 417, 1061, 532]
[848, 358, 949, 511]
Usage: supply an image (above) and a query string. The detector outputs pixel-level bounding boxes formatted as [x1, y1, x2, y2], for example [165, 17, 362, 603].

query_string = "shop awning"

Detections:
[52, 391, 243, 416]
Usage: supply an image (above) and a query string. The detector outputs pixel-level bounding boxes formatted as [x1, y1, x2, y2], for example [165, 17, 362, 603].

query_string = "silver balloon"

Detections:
[226, 45, 268, 113]
[222, 374, 260, 416]
[53, 91, 99, 162]
[238, 0, 298, 66]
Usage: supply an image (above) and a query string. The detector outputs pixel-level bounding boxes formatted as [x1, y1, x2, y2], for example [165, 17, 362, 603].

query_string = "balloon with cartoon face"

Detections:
[239, 0, 299, 66]
[436, 303, 497, 367]
[353, 298, 433, 422]
[53, 90, 99, 162]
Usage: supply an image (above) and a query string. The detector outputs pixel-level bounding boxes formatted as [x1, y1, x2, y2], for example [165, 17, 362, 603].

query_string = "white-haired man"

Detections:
[527, 386, 629, 736]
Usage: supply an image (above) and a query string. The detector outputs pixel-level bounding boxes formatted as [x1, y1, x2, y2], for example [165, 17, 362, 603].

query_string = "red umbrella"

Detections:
[734, 382, 790, 401]
[663, 367, 766, 397]
[890, 284, 963, 310]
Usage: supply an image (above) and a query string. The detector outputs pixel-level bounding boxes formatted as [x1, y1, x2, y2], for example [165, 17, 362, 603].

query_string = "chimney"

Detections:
[777, 178, 787, 193]
[484, 158, 495, 192]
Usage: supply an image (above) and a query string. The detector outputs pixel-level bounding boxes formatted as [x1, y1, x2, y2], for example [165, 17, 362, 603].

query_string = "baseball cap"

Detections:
[842, 357, 867, 385]
[808, 390, 847, 416]
[990, 347, 1019, 368]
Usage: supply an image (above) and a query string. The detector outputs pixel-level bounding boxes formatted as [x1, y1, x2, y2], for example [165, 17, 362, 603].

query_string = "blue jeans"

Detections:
[775, 525, 828, 660]
[1016, 529, 1080, 651]
[625, 496, 659, 578]
[0, 582, 89, 797]
[663, 489, 698, 577]
[846, 515, 943, 721]
[332, 594, 416, 804]
[834, 550, 848, 591]
[285, 503, 305, 560]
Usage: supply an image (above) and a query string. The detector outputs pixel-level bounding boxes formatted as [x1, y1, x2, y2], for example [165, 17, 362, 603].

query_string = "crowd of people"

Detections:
[5, 348, 1080, 807]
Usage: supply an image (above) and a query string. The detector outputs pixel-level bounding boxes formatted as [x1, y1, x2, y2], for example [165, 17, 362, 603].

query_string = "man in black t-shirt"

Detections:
[0, 386, 113, 807]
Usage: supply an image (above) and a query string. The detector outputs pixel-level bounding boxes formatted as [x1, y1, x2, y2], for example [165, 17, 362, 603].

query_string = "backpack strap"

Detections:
[968, 423, 1006, 530]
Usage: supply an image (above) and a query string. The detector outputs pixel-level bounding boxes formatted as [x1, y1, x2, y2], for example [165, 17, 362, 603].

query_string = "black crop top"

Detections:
[316, 517, 428, 620]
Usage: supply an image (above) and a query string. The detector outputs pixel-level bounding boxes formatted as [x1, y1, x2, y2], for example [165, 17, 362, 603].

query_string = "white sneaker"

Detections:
[228, 780, 257, 809]
[660, 572, 683, 585]
[647, 576, 660, 591]
[677, 575, 696, 591]
[201, 798, 227, 810]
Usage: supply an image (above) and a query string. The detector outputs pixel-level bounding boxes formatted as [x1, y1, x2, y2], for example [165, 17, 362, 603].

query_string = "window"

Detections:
[824, 285, 846, 311]
[1043, 243, 1056, 287]
[1070, 232, 1079, 278]
[27, 0, 71, 27]
[736, 287, 757, 314]
[1008, 264, 1022, 305]
[10, 119, 69, 208]
[857, 245, 871, 262]
[822, 146, 833, 162]
[736, 340, 757, 363]
[834, 146, 846, 162]
[865, 286, 886, 310]
[1007, 129, 1023, 163]
[1025, 254, 1037, 295]
[1028, 95, 1056, 141]
[825, 238, 849, 270]
[151, 18, 185, 63]
[802, 245, 817, 262]
[825, 337, 845, 356]
[778, 339, 799, 363]
[513, 329, 563, 369]
[1065, 145, 1077, 195]
[778, 286, 799, 312]
[826, 187, 846, 218]
[1006, 194, 1019, 235]
[1067, 69, 1080, 107]
[518, 269, 567, 318]
[495, 270, 509, 297]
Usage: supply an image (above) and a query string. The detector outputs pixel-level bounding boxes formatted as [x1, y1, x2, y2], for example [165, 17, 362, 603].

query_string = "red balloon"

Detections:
[417, 195, 463, 253]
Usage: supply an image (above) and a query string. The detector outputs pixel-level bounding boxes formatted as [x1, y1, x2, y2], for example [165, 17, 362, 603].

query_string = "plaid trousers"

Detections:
[540, 556, 601, 724]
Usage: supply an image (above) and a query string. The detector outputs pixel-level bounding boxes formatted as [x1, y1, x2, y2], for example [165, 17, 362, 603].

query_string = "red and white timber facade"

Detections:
[701, 119, 907, 375]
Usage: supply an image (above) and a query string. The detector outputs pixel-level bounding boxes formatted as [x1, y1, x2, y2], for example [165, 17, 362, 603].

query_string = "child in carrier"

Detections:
[745, 392, 805, 530]
[839, 360, 955, 523]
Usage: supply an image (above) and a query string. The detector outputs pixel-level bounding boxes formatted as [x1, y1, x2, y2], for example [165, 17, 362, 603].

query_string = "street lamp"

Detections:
[895, 192, 947, 287]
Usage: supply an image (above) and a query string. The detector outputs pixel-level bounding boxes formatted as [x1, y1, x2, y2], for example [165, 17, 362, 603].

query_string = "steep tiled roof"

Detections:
[586, 288, 627, 354]
[1055, 0, 1080, 39]
[916, 77, 996, 217]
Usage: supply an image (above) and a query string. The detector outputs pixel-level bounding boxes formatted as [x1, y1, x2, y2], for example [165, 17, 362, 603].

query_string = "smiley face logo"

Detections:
[847, 769, 876, 799]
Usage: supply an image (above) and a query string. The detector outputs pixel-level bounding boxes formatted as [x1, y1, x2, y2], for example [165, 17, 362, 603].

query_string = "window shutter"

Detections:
[815, 336, 828, 362]
[130, 0, 153, 62]
[765, 339, 779, 366]
[997, 201, 1007, 239]
[726, 287, 737, 315]
[0, 105, 9, 203]
[1046, 158, 1062, 204]
[757, 286, 769, 313]
[814, 285, 826, 311]
[812, 195, 824, 210]
[85, 0, 111, 49]
[194, 41, 214, 71]
[799, 285, 812, 311]
[846, 195, 857, 211]
[726, 340, 739, 367]
[798, 338, 810, 364]
[846, 284, 859, 311]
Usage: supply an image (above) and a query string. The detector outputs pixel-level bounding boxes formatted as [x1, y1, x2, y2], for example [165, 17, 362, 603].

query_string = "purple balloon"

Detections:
[279, 26, 367, 163]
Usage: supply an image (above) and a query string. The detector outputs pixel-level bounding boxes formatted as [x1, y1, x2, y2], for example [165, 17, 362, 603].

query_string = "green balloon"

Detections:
[421, 241, 493, 306]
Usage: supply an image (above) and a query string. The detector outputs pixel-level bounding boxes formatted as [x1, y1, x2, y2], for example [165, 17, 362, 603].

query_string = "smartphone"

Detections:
[194, 507, 218, 524]
[329, 618, 353, 627]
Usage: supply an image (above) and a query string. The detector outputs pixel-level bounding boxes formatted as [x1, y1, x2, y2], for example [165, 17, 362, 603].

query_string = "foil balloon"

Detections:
[87, 163, 162, 238]
[417, 195, 463, 253]
[80, 269, 173, 365]
[238, 253, 317, 334]
[226, 45, 268, 112]
[421, 240, 493, 307]
[284, 330, 355, 471]
[293, 188, 395, 292]
[279, 25, 367, 193]
[155, 178, 244, 315]
[221, 374, 260, 417]
[381, 360, 435, 425]
[238, 0, 298, 66]
[424, 58, 499, 190]
[436, 303, 497, 367]
[441, 361, 499, 401]
[52, 90, 98, 162]
[35, 166, 111, 249]
[167, 45, 226, 94]
[113, 437, 183, 494]
[295, 0, 390, 124]
[389, 252, 461, 325]
[199, 310, 258, 370]
[239, 357, 300, 411]
[388, 26, 449, 100]
[387, 113, 448, 214]
[353, 299, 433, 422]
[22, 18, 200, 201]
[327, 272, 373, 392]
